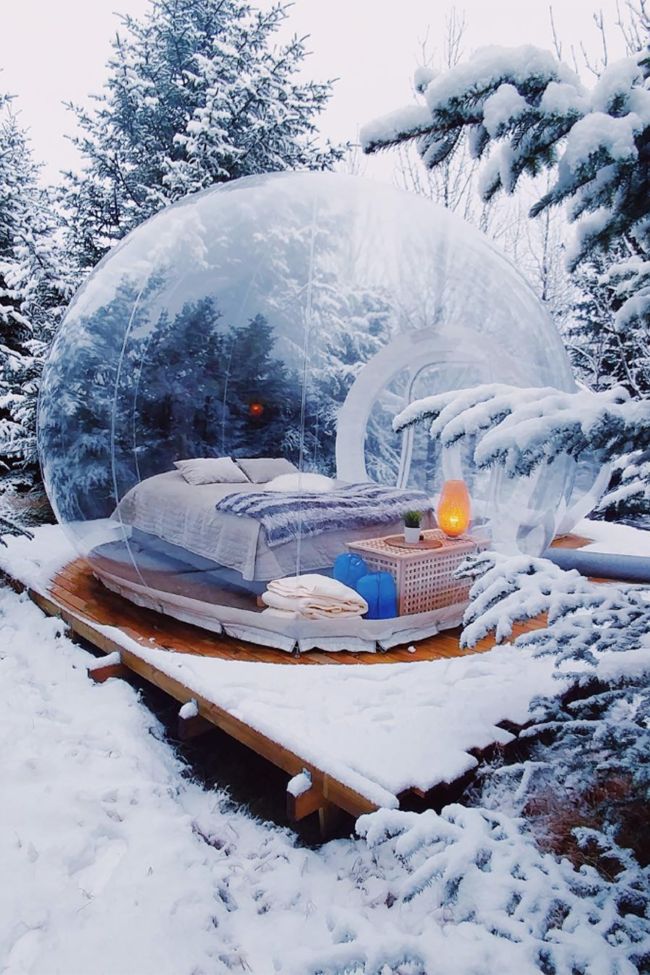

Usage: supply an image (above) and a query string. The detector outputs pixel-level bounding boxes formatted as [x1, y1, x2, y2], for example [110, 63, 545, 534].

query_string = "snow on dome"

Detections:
[38, 172, 595, 649]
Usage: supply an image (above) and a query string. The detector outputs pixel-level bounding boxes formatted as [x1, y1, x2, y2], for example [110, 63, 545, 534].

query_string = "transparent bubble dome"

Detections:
[38, 172, 600, 647]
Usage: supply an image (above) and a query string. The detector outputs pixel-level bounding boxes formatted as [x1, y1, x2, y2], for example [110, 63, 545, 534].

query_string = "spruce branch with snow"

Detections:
[599, 447, 650, 517]
[0, 514, 33, 545]
[460, 544, 650, 908]
[353, 802, 650, 975]
[393, 382, 650, 487]
[393, 374, 650, 875]
[362, 39, 650, 398]
[459, 548, 650, 659]
[400, 376, 650, 901]
[361, 43, 650, 271]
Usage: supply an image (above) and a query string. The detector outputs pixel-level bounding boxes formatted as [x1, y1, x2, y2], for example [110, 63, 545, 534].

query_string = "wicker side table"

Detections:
[346, 529, 483, 616]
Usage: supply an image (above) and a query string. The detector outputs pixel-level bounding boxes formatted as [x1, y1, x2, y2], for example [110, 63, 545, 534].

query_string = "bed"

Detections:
[108, 469, 433, 582]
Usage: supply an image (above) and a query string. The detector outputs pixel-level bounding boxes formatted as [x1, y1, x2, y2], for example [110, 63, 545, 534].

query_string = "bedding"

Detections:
[215, 482, 432, 548]
[114, 470, 433, 581]
[174, 456, 249, 485]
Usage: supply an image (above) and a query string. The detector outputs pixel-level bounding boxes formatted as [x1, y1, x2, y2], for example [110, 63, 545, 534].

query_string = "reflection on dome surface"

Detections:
[38, 172, 593, 651]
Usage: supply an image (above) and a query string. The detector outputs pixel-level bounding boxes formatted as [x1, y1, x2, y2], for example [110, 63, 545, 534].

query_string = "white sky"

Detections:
[0, 0, 632, 185]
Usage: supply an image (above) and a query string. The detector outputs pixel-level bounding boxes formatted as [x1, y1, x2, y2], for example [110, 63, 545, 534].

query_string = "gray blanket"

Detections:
[215, 482, 431, 548]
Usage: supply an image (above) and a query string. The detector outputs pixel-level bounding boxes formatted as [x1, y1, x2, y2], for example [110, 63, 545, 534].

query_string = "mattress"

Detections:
[114, 470, 431, 581]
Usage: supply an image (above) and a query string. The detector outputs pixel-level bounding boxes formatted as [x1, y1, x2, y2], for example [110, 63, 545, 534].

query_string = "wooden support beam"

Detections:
[318, 801, 343, 839]
[287, 787, 324, 822]
[286, 770, 324, 821]
[177, 700, 214, 741]
[408, 767, 476, 809]
[410, 786, 427, 799]
[87, 651, 128, 684]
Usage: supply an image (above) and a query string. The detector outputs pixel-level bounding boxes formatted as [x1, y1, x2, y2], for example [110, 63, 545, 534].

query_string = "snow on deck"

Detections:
[0, 521, 647, 808]
[94, 622, 560, 806]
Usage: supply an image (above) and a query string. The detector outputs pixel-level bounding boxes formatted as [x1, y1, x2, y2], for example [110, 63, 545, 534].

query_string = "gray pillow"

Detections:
[234, 457, 299, 484]
[174, 457, 250, 485]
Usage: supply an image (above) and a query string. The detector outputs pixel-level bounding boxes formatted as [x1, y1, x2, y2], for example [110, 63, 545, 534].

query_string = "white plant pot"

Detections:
[403, 526, 421, 544]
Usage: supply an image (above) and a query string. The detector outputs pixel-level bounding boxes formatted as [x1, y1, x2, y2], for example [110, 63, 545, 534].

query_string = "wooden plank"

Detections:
[177, 711, 214, 741]
[287, 788, 323, 821]
[87, 654, 128, 684]
[42, 558, 558, 668]
[286, 775, 324, 822]
[551, 533, 593, 550]
[318, 801, 344, 839]
[44, 558, 495, 664]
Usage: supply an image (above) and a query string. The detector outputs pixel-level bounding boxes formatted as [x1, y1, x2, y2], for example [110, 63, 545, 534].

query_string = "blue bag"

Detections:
[333, 553, 369, 589]
[356, 571, 398, 620]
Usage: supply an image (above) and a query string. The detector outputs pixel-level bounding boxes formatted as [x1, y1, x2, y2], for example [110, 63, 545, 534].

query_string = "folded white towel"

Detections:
[267, 574, 362, 600]
[261, 590, 366, 619]
[261, 591, 306, 613]
[262, 574, 367, 620]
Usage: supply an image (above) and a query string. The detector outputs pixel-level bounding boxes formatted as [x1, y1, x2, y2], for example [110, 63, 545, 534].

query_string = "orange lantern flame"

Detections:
[248, 401, 265, 418]
[436, 479, 471, 538]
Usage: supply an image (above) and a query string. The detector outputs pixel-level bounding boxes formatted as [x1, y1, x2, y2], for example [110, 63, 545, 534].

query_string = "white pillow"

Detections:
[265, 472, 335, 494]
[235, 457, 298, 483]
[174, 457, 250, 485]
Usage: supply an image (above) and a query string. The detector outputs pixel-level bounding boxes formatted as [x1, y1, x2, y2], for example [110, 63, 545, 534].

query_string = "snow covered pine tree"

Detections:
[361, 39, 650, 518]
[0, 96, 71, 498]
[62, 0, 344, 269]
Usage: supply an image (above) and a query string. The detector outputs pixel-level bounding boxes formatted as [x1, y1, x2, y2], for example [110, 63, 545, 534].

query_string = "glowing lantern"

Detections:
[248, 401, 265, 418]
[437, 480, 471, 537]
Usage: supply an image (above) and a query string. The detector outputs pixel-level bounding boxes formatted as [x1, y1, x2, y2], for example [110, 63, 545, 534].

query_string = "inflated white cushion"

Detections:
[235, 457, 298, 483]
[174, 457, 250, 485]
[265, 472, 335, 494]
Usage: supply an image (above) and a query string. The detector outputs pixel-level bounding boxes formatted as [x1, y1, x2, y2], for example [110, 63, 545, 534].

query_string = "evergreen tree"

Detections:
[38, 278, 145, 520]
[135, 298, 227, 478]
[0, 104, 33, 409]
[63, 0, 344, 270]
[220, 313, 303, 461]
[135, 302, 303, 474]
[0, 98, 71, 494]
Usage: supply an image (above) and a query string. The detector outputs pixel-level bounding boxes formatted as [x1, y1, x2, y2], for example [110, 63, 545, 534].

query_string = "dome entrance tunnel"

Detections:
[38, 172, 596, 653]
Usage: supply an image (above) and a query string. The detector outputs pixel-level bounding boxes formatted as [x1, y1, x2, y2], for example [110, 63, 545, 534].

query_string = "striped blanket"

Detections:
[215, 482, 431, 548]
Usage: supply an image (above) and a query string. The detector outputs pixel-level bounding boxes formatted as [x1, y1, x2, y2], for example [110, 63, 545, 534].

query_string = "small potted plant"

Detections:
[403, 510, 422, 544]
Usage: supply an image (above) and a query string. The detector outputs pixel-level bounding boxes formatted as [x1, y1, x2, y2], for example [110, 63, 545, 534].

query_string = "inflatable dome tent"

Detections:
[38, 172, 599, 652]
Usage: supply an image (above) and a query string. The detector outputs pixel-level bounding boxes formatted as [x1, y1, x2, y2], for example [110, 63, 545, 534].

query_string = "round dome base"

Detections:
[93, 561, 465, 654]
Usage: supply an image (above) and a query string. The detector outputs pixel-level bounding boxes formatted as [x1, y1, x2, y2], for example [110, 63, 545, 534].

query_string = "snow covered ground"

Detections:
[1, 581, 647, 974]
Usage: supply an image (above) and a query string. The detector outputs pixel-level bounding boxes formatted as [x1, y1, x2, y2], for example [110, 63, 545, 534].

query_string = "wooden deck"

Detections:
[15, 533, 591, 834]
